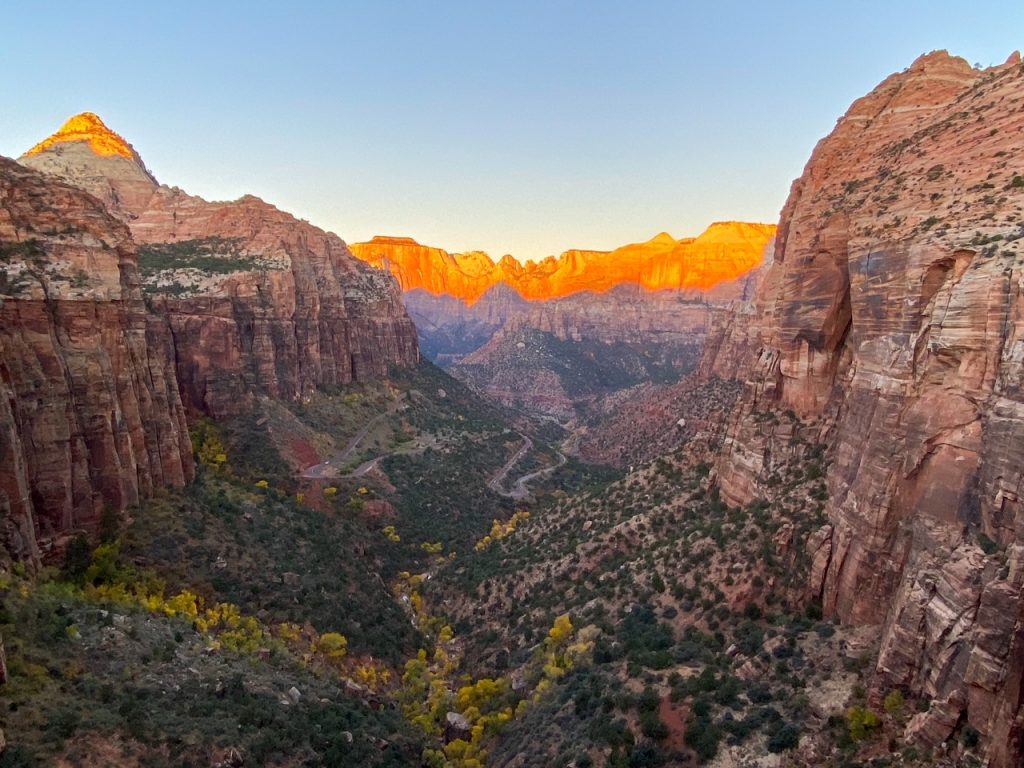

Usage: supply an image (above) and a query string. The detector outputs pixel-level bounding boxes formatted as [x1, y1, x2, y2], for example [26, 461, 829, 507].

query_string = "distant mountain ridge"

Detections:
[349, 221, 775, 304]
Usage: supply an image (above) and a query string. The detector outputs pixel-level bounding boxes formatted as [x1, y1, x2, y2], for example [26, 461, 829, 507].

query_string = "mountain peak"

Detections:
[19, 112, 157, 217]
[646, 232, 678, 246]
[24, 112, 143, 163]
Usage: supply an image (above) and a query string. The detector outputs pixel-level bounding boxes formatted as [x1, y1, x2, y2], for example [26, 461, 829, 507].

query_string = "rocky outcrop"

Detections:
[0, 157, 193, 562]
[705, 51, 1024, 765]
[403, 284, 530, 365]
[446, 260, 767, 419]
[350, 222, 775, 303]
[130, 188, 420, 417]
[2, 113, 421, 560]
[514, 259, 768, 345]
[377, 228, 772, 375]
[20, 113, 158, 219]
[20, 116, 420, 419]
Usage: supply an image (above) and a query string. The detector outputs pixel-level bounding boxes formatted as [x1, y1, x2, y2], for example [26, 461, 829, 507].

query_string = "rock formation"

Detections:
[403, 284, 530, 365]
[0, 157, 193, 562]
[702, 51, 1024, 765]
[2, 113, 421, 561]
[19, 114, 420, 418]
[350, 222, 776, 303]
[354, 226, 773, 418]
[21, 113, 158, 219]
[444, 254, 768, 418]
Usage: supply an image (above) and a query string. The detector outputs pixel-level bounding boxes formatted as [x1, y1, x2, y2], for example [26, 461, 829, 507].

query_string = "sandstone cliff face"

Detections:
[350, 222, 775, 303]
[131, 188, 420, 417]
[446, 258, 767, 419]
[0, 157, 193, 562]
[403, 284, 529, 365]
[512, 260, 767, 345]
[704, 52, 1024, 764]
[20, 116, 420, 419]
[372, 227, 773, 413]
[20, 113, 158, 219]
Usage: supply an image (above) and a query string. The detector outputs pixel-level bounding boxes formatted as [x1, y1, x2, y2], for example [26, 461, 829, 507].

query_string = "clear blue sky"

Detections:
[1, 1, 1020, 260]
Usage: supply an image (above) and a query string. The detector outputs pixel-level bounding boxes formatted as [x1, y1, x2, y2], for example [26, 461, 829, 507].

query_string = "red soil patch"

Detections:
[659, 696, 691, 755]
[287, 437, 321, 469]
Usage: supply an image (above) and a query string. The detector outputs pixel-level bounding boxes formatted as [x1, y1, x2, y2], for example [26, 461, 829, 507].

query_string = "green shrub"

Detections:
[767, 722, 801, 752]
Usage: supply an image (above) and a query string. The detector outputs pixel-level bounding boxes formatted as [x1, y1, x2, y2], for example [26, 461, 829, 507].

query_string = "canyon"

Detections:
[1, 48, 1023, 768]
[4, 114, 419, 561]
[352, 225, 774, 418]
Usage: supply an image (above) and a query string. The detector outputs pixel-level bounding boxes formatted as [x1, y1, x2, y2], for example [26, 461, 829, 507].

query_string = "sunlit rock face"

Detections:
[351, 225, 775, 390]
[19, 115, 420, 419]
[703, 51, 1024, 765]
[24, 112, 141, 160]
[0, 157, 193, 563]
[350, 221, 776, 303]
[20, 113, 158, 219]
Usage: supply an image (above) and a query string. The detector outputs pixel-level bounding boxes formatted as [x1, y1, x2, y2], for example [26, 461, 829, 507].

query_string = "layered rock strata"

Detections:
[703, 51, 1024, 765]
[3, 113, 421, 559]
[132, 188, 420, 417]
[0, 158, 193, 561]
[20, 114, 420, 419]
[350, 222, 776, 303]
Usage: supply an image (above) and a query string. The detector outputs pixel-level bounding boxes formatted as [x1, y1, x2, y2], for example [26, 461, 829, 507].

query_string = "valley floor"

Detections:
[0, 364, 990, 767]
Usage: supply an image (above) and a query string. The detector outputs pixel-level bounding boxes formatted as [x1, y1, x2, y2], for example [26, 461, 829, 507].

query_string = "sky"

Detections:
[1, 1, 1021, 261]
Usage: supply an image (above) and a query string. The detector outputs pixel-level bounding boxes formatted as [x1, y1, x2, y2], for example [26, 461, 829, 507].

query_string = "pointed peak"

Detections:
[496, 253, 523, 269]
[646, 232, 678, 246]
[23, 112, 143, 163]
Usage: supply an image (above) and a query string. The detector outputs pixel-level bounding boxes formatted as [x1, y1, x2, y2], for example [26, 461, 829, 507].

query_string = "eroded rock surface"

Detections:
[703, 51, 1024, 765]
[350, 222, 776, 303]
[20, 115, 420, 419]
[0, 158, 193, 561]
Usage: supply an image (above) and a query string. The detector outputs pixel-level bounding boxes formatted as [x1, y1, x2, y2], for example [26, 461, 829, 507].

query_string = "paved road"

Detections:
[302, 395, 405, 479]
[486, 435, 533, 495]
[507, 449, 566, 499]
[487, 434, 568, 501]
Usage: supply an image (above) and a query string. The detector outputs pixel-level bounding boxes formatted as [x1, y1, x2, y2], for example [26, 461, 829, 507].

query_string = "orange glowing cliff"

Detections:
[349, 222, 776, 303]
[24, 112, 143, 162]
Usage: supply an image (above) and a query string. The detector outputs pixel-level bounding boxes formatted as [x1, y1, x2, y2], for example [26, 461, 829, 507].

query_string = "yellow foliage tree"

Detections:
[317, 631, 348, 661]
[546, 614, 573, 648]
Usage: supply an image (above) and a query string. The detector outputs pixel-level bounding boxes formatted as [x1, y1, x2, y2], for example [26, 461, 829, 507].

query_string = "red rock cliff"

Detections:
[131, 188, 420, 417]
[0, 157, 193, 563]
[349, 222, 776, 303]
[20, 115, 421, 418]
[704, 51, 1024, 765]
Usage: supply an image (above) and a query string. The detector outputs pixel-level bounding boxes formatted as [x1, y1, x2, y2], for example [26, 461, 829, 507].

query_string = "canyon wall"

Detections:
[358, 226, 774, 419]
[131, 188, 420, 417]
[703, 51, 1024, 765]
[350, 222, 775, 303]
[0, 158, 193, 562]
[2, 114, 421, 560]
[20, 114, 420, 419]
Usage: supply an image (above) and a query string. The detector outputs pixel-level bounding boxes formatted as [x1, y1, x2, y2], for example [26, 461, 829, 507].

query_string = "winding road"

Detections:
[303, 400, 572, 498]
[302, 395, 406, 479]
[487, 434, 568, 501]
